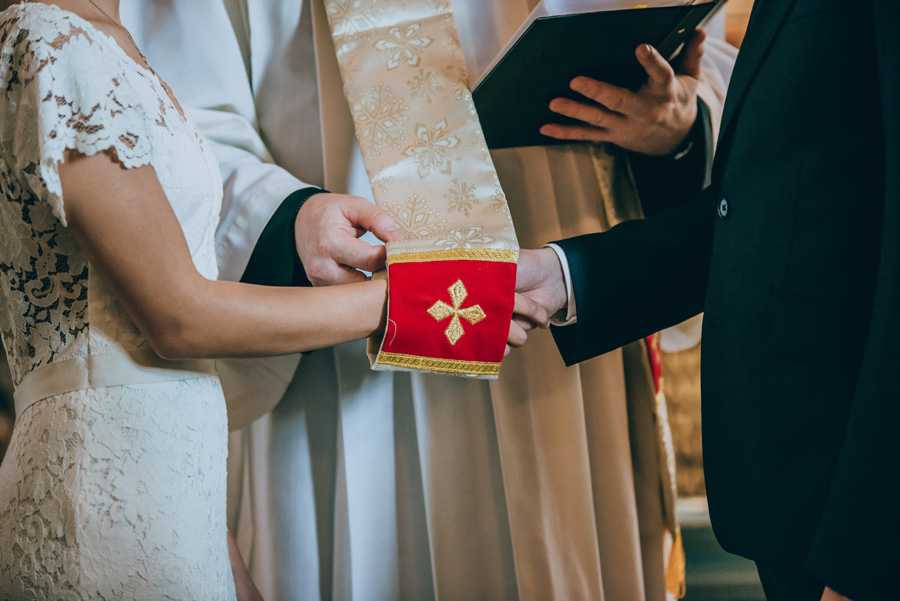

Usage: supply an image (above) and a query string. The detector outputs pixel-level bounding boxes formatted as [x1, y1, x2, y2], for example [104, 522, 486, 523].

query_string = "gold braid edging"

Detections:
[376, 352, 500, 376]
[387, 248, 519, 265]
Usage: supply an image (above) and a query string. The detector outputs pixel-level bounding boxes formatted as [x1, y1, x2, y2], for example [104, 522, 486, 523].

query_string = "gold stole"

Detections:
[324, 0, 518, 378]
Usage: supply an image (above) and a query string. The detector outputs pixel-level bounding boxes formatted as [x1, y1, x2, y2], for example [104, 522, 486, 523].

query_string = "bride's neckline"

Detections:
[14, 1, 187, 122]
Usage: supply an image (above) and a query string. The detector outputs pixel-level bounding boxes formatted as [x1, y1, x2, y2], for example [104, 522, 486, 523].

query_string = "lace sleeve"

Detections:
[1, 7, 160, 226]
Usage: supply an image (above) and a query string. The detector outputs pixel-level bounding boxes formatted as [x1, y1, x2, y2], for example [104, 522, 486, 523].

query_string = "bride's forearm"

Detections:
[59, 150, 387, 360]
[147, 277, 387, 360]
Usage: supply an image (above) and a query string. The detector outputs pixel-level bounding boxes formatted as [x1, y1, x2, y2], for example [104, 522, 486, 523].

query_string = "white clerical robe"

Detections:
[122, 1, 735, 600]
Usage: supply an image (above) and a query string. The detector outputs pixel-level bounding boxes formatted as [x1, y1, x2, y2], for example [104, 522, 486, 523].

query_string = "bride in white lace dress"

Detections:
[0, 1, 478, 598]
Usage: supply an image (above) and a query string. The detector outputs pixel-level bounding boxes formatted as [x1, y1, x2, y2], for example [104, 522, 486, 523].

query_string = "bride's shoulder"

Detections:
[1, 3, 107, 67]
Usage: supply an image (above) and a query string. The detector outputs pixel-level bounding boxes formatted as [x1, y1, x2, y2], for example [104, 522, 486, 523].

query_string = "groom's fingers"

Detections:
[513, 315, 537, 332]
[540, 122, 612, 144]
[548, 95, 626, 128]
[507, 320, 528, 348]
[514, 292, 550, 328]
[675, 29, 706, 79]
[636, 43, 676, 90]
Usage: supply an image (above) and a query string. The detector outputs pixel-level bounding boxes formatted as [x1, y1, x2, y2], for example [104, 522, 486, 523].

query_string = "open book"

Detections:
[471, 0, 726, 148]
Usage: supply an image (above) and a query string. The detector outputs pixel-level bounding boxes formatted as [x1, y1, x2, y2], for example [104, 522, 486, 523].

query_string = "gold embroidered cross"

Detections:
[427, 279, 486, 345]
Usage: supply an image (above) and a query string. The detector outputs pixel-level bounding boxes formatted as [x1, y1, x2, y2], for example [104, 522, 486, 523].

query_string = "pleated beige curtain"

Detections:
[486, 143, 675, 600]
[316, 0, 729, 597]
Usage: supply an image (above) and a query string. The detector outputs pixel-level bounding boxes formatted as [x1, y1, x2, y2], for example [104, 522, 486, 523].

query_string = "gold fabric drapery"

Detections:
[324, 0, 519, 378]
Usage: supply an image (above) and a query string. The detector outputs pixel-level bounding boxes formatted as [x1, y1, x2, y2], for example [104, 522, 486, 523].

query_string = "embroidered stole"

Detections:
[324, 0, 518, 378]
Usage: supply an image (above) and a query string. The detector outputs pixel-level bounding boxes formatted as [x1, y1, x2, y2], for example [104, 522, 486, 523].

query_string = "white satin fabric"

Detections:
[122, 2, 735, 599]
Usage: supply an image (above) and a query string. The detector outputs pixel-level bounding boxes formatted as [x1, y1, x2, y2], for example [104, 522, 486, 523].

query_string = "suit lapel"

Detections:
[717, 0, 797, 140]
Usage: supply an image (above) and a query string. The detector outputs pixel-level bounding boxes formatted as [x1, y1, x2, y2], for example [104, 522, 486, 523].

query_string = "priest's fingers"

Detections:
[304, 256, 370, 286]
[540, 122, 612, 144]
[569, 77, 636, 116]
[295, 193, 399, 285]
[330, 238, 388, 274]
[343, 199, 403, 243]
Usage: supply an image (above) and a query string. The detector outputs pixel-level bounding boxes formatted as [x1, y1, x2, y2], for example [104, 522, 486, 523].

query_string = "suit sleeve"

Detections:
[552, 184, 716, 365]
[804, 2, 900, 598]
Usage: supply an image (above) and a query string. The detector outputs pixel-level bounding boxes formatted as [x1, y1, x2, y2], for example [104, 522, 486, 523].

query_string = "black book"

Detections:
[471, 0, 726, 149]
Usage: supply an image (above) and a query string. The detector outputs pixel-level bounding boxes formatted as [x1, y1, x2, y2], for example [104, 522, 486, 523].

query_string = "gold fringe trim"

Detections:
[666, 527, 687, 599]
[376, 351, 500, 376]
[387, 248, 518, 265]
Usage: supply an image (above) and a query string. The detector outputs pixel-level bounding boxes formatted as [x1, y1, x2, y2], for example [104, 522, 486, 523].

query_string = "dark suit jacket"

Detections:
[552, 1, 899, 598]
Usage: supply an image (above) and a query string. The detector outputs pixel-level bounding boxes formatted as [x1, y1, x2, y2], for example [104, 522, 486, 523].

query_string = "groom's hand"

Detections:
[505, 248, 567, 355]
[295, 193, 402, 286]
[821, 587, 853, 601]
[516, 248, 568, 318]
[506, 292, 551, 355]
[540, 29, 706, 156]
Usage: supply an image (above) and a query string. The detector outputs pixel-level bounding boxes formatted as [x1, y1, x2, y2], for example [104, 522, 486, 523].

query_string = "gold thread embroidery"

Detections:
[377, 352, 500, 376]
[387, 248, 518, 265]
[326, 0, 379, 39]
[350, 83, 409, 159]
[383, 194, 445, 241]
[428, 280, 486, 345]
[373, 24, 433, 70]
[402, 119, 460, 178]
[436, 226, 496, 249]
[444, 178, 479, 216]
[407, 69, 443, 103]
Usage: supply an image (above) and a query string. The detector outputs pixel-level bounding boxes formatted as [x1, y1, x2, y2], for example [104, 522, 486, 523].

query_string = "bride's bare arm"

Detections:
[59, 149, 388, 360]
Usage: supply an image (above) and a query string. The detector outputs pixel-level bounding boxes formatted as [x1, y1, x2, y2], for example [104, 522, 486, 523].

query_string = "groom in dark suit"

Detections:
[515, 1, 899, 599]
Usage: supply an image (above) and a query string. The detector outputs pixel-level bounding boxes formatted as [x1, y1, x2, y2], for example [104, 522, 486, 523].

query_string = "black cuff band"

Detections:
[240, 187, 328, 287]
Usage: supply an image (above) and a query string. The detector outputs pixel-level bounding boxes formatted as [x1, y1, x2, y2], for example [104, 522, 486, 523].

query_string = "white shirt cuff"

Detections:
[544, 243, 577, 326]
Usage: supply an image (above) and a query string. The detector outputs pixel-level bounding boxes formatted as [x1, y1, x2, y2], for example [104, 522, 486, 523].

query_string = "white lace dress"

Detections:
[0, 4, 236, 599]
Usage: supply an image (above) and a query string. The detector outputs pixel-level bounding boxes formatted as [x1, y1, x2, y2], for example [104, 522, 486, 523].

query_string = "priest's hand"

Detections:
[295, 193, 403, 286]
[539, 29, 706, 156]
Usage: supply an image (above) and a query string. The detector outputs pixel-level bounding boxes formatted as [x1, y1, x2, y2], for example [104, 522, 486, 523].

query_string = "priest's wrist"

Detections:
[240, 186, 327, 288]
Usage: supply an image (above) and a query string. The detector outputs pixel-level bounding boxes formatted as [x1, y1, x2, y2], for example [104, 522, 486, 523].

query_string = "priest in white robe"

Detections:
[123, 1, 735, 599]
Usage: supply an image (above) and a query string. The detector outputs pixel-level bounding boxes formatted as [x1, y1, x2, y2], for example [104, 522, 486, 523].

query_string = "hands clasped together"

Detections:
[297, 34, 707, 356]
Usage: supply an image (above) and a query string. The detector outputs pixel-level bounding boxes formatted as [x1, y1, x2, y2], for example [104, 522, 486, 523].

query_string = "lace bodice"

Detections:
[0, 5, 235, 599]
[0, 2, 222, 390]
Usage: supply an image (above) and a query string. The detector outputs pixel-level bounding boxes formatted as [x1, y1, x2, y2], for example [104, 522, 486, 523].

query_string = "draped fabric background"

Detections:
[444, 3, 730, 599]
[118, 1, 733, 599]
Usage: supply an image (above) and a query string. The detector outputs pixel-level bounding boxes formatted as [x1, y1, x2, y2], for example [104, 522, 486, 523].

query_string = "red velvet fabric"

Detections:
[383, 260, 516, 364]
